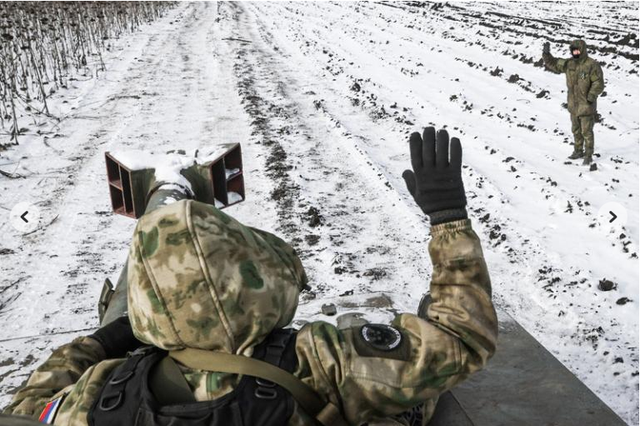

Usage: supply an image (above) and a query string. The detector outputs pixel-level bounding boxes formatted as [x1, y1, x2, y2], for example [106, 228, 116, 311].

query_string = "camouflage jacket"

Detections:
[4, 202, 497, 426]
[543, 39, 605, 117]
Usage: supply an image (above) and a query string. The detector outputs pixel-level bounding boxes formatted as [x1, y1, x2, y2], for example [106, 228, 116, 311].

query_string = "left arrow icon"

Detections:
[11, 202, 40, 233]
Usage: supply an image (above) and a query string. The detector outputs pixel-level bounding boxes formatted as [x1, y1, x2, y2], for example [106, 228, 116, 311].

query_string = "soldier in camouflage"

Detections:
[3, 127, 498, 425]
[543, 39, 605, 165]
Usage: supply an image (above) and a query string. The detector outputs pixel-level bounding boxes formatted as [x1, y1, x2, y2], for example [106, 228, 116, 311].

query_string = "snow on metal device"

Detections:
[105, 144, 245, 218]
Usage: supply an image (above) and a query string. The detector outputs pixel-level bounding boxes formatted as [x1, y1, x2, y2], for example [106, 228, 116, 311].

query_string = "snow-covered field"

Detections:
[0, 2, 638, 424]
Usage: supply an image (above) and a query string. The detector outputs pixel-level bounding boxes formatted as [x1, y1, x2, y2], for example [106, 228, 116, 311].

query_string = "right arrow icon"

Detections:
[598, 202, 626, 230]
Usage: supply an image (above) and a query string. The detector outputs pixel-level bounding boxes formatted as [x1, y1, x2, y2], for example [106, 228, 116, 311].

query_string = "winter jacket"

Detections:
[543, 39, 605, 116]
[4, 201, 498, 426]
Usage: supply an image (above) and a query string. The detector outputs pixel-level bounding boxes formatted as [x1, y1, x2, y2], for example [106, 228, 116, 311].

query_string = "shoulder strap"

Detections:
[169, 349, 348, 426]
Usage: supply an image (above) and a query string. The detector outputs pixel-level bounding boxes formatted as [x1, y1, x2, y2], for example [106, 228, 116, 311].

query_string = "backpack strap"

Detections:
[169, 349, 348, 426]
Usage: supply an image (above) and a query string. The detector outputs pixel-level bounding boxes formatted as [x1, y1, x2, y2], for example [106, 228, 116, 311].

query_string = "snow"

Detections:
[228, 191, 243, 204]
[109, 150, 163, 171]
[160, 197, 177, 206]
[197, 145, 236, 164]
[109, 150, 195, 193]
[0, 2, 637, 424]
[226, 168, 241, 179]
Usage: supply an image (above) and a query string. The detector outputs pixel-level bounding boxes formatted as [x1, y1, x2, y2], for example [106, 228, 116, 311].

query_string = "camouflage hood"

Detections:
[569, 39, 588, 59]
[127, 200, 307, 354]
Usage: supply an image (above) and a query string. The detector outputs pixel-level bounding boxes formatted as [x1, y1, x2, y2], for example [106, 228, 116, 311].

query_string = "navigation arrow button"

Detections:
[10, 202, 41, 233]
[597, 202, 627, 231]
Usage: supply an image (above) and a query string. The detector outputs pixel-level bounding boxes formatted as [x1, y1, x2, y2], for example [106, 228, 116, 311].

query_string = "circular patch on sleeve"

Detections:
[360, 324, 402, 351]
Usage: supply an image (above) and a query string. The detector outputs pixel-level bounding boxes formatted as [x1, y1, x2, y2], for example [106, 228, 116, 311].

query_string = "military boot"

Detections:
[568, 150, 584, 160]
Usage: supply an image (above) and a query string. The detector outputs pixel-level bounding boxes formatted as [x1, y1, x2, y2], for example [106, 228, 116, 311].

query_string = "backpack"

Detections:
[89, 329, 346, 426]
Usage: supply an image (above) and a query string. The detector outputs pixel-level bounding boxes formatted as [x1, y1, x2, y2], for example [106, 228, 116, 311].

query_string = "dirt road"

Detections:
[0, 2, 637, 423]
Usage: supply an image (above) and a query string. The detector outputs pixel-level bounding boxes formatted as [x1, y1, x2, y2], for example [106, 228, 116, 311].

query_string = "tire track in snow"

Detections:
[226, 2, 432, 307]
[0, 2, 235, 404]
[243, 2, 638, 423]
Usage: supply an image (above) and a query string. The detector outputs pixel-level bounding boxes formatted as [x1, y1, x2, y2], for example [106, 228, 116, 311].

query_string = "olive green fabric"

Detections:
[571, 113, 596, 155]
[0, 413, 48, 426]
[543, 39, 605, 117]
[4, 205, 497, 426]
[149, 356, 196, 405]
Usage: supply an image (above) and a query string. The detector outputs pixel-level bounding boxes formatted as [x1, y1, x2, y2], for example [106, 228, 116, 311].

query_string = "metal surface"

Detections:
[97, 278, 114, 324]
[105, 152, 155, 219]
[105, 144, 245, 219]
[206, 142, 245, 208]
[428, 309, 627, 425]
[429, 392, 474, 426]
[99, 258, 129, 326]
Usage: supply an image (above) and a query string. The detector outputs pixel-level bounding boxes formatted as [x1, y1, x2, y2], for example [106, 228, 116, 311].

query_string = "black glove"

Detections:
[543, 42, 550, 55]
[89, 316, 144, 358]
[402, 127, 467, 225]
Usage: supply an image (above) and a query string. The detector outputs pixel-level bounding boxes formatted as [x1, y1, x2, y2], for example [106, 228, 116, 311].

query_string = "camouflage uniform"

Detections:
[4, 200, 498, 425]
[543, 39, 605, 159]
[0, 413, 45, 425]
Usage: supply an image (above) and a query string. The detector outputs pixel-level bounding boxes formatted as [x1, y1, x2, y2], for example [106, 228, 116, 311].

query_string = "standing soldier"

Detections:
[543, 39, 605, 165]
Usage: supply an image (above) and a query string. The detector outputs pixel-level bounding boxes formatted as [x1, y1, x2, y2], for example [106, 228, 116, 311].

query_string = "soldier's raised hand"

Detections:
[543, 41, 550, 55]
[402, 127, 467, 225]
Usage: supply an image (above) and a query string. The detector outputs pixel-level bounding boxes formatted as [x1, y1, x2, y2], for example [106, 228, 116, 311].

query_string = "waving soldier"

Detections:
[543, 39, 605, 165]
[4, 127, 497, 426]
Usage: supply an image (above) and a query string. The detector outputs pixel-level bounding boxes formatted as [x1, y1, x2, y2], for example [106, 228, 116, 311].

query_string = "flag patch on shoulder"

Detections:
[39, 396, 64, 424]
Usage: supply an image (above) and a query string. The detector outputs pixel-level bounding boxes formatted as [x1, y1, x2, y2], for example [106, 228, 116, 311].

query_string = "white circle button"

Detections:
[597, 202, 627, 230]
[10, 202, 42, 234]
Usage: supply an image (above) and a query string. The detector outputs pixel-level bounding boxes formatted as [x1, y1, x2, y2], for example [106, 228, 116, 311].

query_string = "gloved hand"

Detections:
[402, 127, 467, 225]
[543, 42, 550, 55]
[88, 316, 144, 359]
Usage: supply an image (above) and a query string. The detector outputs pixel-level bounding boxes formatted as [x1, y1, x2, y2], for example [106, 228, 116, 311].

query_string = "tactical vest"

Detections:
[89, 329, 298, 426]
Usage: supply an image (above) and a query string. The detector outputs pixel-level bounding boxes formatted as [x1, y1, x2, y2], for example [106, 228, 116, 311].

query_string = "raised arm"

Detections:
[542, 42, 568, 74]
[294, 128, 498, 425]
